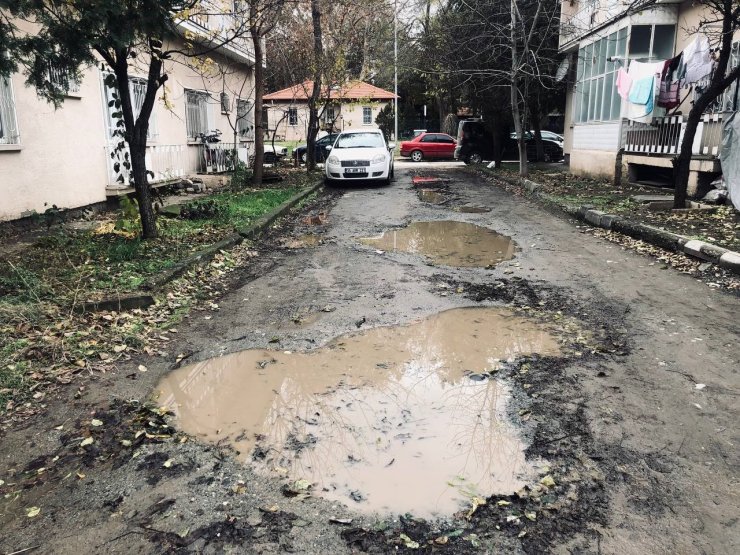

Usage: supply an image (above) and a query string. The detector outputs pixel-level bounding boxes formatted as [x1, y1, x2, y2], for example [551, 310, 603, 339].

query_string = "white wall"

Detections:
[0, 34, 254, 222]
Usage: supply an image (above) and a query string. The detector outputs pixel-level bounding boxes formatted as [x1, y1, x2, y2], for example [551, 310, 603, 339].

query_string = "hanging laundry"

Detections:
[616, 68, 633, 100]
[657, 55, 682, 109]
[680, 34, 713, 84]
[624, 60, 666, 123]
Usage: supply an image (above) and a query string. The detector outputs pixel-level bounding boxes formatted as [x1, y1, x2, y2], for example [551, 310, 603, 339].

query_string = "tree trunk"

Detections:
[306, 0, 323, 171]
[251, 22, 265, 186]
[129, 139, 158, 238]
[530, 99, 544, 162]
[672, 107, 701, 208]
[113, 51, 161, 239]
[510, 0, 527, 177]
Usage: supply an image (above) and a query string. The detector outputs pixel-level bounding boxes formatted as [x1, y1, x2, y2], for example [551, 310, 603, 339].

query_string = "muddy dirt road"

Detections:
[1, 162, 738, 554]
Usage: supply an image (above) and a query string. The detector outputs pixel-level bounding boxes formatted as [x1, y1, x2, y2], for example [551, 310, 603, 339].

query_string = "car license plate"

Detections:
[345, 167, 366, 174]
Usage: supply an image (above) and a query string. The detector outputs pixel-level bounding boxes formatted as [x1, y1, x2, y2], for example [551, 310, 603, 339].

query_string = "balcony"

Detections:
[177, 2, 256, 66]
[622, 113, 726, 158]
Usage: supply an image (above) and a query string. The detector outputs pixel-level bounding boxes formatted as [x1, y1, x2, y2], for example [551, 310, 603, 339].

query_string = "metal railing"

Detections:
[198, 142, 238, 173]
[105, 144, 186, 187]
[622, 112, 727, 158]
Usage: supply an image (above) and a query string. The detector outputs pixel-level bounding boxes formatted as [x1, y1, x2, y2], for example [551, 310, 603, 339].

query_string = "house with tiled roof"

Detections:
[263, 80, 397, 142]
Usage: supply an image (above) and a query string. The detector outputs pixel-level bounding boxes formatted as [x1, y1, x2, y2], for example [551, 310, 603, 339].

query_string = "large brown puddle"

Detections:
[156, 308, 559, 517]
[360, 221, 517, 268]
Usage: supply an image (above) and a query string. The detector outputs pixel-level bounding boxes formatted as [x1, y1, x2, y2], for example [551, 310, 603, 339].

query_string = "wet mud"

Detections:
[156, 308, 560, 517]
[360, 221, 518, 268]
[418, 189, 446, 204]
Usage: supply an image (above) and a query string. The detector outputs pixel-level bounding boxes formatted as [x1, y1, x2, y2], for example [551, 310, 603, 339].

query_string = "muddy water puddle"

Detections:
[157, 308, 559, 517]
[418, 189, 446, 204]
[360, 221, 517, 268]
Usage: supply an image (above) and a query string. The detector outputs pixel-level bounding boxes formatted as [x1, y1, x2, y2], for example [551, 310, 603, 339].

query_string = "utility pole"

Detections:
[394, 0, 398, 144]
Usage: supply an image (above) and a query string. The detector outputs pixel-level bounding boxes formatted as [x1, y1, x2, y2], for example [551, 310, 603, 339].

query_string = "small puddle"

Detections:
[282, 234, 321, 249]
[418, 189, 446, 204]
[157, 308, 559, 517]
[360, 221, 517, 268]
[454, 204, 491, 214]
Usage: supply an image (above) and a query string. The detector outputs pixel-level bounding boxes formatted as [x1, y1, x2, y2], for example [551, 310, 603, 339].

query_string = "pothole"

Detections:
[156, 307, 560, 517]
[360, 221, 518, 268]
[454, 204, 491, 213]
[418, 189, 446, 204]
[282, 234, 321, 249]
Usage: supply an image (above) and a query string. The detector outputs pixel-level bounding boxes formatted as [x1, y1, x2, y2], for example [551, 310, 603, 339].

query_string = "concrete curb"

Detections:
[79, 182, 323, 312]
[489, 173, 740, 276]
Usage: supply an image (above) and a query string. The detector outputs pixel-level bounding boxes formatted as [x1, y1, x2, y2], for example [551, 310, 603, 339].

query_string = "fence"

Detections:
[622, 112, 727, 158]
[105, 144, 186, 187]
[197, 143, 239, 173]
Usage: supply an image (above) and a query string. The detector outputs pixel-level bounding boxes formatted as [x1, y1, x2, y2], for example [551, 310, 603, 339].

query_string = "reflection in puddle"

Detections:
[360, 221, 517, 268]
[157, 308, 559, 517]
[282, 234, 321, 249]
[418, 189, 446, 204]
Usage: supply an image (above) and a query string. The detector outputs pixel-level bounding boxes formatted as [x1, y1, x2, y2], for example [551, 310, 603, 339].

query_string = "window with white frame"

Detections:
[102, 73, 158, 140]
[627, 24, 676, 62]
[717, 41, 740, 112]
[0, 76, 20, 145]
[325, 106, 335, 122]
[362, 106, 372, 125]
[237, 99, 254, 139]
[185, 89, 212, 139]
[574, 27, 627, 123]
[288, 107, 298, 126]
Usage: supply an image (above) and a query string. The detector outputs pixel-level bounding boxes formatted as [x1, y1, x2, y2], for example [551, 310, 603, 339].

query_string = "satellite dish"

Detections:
[555, 57, 571, 82]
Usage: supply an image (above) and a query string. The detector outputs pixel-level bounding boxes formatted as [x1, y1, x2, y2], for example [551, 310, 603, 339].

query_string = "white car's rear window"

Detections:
[335, 133, 385, 149]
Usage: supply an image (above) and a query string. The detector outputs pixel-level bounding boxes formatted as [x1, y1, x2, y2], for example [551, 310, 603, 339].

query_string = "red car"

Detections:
[400, 132, 457, 162]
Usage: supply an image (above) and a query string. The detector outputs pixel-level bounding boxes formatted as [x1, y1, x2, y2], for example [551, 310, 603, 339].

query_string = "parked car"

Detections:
[249, 144, 288, 165]
[324, 129, 395, 185]
[455, 120, 563, 164]
[510, 130, 564, 146]
[400, 132, 457, 162]
[263, 144, 288, 164]
[293, 133, 339, 164]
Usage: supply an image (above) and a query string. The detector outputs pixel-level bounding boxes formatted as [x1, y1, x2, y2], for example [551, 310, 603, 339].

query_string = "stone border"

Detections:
[492, 173, 740, 276]
[78, 182, 323, 312]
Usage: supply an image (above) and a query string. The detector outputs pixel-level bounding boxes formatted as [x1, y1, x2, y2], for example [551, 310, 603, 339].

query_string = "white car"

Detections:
[324, 129, 395, 185]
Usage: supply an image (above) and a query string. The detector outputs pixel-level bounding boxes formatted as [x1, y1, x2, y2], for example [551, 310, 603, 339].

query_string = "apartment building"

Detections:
[0, 11, 257, 222]
[559, 0, 739, 194]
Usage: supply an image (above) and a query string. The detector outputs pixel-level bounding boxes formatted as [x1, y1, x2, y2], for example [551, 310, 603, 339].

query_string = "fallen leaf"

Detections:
[80, 437, 94, 447]
[497, 500, 511, 506]
[163, 459, 173, 468]
[138, 365, 148, 372]
[26, 506, 41, 518]
[91, 419, 103, 427]
[466, 496, 486, 520]
[525, 511, 537, 521]
[434, 536, 449, 545]
[120, 439, 132, 447]
[113, 345, 127, 353]
[399, 533, 419, 549]
[540, 475, 556, 488]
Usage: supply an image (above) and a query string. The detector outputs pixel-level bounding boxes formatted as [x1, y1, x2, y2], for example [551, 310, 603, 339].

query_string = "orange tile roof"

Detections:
[263, 80, 397, 101]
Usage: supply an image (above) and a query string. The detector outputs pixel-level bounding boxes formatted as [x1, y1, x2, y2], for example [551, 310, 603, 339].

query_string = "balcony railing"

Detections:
[105, 144, 186, 187]
[622, 112, 727, 158]
[180, 2, 255, 64]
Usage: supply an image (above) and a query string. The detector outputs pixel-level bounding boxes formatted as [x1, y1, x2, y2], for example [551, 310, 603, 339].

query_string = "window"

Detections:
[362, 106, 372, 125]
[48, 65, 80, 96]
[420, 134, 437, 142]
[628, 24, 676, 62]
[288, 107, 298, 126]
[574, 27, 627, 123]
[326, 106, 335, 122]
[237, 99, 253, 139]
[0, 76, 19, 145]
[103, 74, 158, 140]
[185, 89, 211, 139]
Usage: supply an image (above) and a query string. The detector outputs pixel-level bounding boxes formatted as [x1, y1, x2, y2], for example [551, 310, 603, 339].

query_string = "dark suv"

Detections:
[454, 119, 563, 164]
